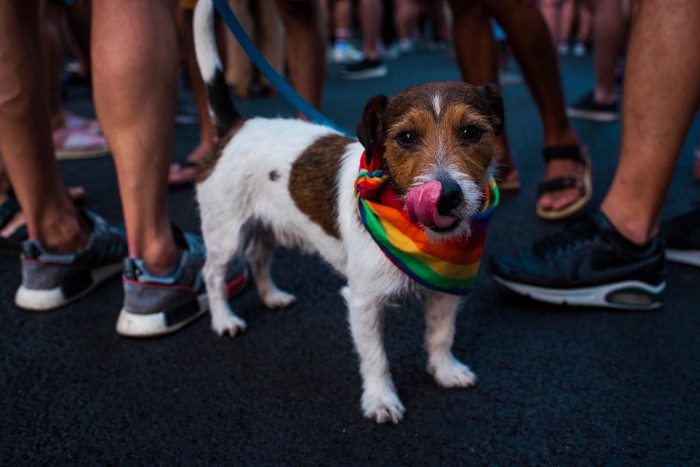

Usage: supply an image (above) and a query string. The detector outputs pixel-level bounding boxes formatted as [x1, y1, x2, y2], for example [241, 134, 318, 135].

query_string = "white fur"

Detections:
[193, 0, 221, 83]
[197, 117, 478, 424]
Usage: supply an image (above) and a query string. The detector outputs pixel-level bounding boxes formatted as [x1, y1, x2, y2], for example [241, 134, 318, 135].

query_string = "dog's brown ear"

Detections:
[478, 83, 504, 136]
[356, 95, 389, 151]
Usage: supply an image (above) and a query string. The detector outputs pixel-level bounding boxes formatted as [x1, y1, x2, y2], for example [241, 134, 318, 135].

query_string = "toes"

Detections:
[211, 315, 247, 336]
[263, 291, 296, 309]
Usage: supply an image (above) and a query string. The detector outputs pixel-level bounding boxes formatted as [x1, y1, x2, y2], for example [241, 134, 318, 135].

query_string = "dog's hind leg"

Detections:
[423, 293, 477, 388]
[245, 223, 296, 309]
[202, 230, 248, 337]
[342, 286, 405, 424]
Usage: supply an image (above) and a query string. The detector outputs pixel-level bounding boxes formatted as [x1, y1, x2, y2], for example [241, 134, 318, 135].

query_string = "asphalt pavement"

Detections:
[2, 42, 700, 465]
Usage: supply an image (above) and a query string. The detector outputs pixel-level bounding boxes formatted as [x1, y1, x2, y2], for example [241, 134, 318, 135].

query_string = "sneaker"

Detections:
[566, 92, 619, 122]
[115, 229, 248, 337]
[491, 211, 666, 310]
[341, 58, 388, 80]
[398, 36, 416, 54]
[662, 207, 700, 267]
[53, 126, 110, 160]
[15, 211, 127, 311]
[330, 43, 364, 64]
[558, 41, 570, 56]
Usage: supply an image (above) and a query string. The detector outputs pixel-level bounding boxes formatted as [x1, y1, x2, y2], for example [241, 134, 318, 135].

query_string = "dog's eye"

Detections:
[396, 130, 419, 148]
[458, 125, 482, 143]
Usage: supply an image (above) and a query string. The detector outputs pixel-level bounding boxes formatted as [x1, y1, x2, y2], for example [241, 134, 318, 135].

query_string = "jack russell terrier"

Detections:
[193, 0, 503, 424]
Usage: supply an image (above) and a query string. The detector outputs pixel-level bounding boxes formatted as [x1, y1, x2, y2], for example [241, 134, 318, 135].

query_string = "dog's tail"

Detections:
[194, 0, 242, 137]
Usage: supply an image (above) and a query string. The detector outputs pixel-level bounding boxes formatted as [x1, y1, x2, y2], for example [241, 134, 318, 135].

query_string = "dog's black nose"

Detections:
[437, 180, 462, 215]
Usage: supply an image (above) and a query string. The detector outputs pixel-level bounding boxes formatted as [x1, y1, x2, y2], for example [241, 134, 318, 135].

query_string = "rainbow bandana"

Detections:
[354, 143, 499, 295]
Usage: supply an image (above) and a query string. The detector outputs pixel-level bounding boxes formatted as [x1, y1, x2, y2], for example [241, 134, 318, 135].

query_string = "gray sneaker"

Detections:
[116, 230, 247, 337]
[15, 210, 127, 311]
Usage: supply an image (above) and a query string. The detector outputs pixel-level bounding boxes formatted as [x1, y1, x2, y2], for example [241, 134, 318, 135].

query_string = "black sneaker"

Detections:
[491, 211, 666, 310]
[566, 92, 619, 122]
[341, 58, 388, 80]
[662, 207, 700, 267]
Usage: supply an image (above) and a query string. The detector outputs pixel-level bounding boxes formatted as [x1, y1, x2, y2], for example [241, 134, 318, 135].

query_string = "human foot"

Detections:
[169, 141, 214, 186]
[537, 146, 592, 220]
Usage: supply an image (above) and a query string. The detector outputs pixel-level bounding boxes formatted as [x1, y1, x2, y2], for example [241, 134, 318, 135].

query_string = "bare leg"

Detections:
[169, 5, 219, 186]
[358, 0, 383, 61]
[448, 0, 519, 187]
[0, 0, 87, 253]
[484, 0, 583, 212]
[600, 0, 700, 245]
[275, 0, 326, 108]
[592, 0, 627, 104]
[91, 0, 180, 273]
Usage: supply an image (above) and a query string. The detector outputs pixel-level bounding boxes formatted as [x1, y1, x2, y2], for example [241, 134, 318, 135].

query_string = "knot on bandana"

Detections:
[354, 143, 499, 295]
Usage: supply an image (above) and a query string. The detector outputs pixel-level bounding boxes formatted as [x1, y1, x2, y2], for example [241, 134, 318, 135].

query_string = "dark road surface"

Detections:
[2, 43, 699, 465]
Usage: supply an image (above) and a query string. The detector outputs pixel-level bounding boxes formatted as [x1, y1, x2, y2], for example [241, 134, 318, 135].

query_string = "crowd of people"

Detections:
[0, 0, 698, 337]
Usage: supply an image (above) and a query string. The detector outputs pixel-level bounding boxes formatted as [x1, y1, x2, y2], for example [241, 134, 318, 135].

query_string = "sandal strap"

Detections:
[543, 145, 586, 164]
[537, 176, 583, 196]
[0, 191, 21, 229]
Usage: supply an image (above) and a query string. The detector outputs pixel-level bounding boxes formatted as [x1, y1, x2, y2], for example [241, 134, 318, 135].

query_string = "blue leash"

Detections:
[211, 0, 349, 135]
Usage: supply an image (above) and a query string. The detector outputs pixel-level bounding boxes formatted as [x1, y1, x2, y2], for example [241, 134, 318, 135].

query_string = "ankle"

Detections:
[600, 204, 659, 246]
[39, 211, 90, 254]
[136, 233, 182, 276]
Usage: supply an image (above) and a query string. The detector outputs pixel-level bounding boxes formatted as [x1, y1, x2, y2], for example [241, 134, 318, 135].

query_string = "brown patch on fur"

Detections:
[289, 134, 353, 239]
[195, 121, 244, 184]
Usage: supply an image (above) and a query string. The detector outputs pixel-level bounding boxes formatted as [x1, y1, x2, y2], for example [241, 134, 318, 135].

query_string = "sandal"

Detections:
[168, 160, 200, 187]
[0, 192, 27, 255]
[53, 126, 110, 160]
[536, 145, 592, 220]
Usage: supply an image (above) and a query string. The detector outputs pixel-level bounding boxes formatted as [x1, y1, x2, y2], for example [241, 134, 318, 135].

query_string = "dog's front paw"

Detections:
[362, 391, 406, 424]
[429, 356, 478, 388]
[261, 289, 296, 309]
[211, 313, 248, 337]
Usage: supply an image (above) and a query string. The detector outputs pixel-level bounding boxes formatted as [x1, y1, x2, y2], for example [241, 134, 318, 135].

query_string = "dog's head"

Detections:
[355, 81, 503, 239]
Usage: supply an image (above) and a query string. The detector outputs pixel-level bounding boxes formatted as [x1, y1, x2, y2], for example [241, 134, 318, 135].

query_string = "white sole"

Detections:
[15, 262, 123, 311]
[566, 108, 619, 123]
[666, 249, 700, 268]
[115, 293, 208, 337]
[494, 276, 665, 310]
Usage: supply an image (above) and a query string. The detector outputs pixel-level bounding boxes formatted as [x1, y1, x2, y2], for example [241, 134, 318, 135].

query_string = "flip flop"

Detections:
[536, 145, 592, 220]
[169, 160, 200, 187]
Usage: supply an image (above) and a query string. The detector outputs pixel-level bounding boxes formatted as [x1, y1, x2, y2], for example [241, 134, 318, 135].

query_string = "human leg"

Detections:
[275, 0, 326, 108]
[566, 0, 626, 121]
[600, 0, 700, 245]
[492, 0, 700, 309]
[0, 0, 87, 253]
[91, 0, 246, 335]
[481, 0, 588, 217]
[341, 0, 388, 79]
[169, 2, 219, 186]
[91, 0, 180, 274]
[447, 0, 520, 189]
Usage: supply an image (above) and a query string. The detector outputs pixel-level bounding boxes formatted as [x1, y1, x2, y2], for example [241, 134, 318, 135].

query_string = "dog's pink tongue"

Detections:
[406, 180, 455, 229]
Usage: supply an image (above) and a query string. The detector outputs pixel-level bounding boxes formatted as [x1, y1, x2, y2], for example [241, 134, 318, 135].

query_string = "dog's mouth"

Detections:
[405, 180, 460, 231]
